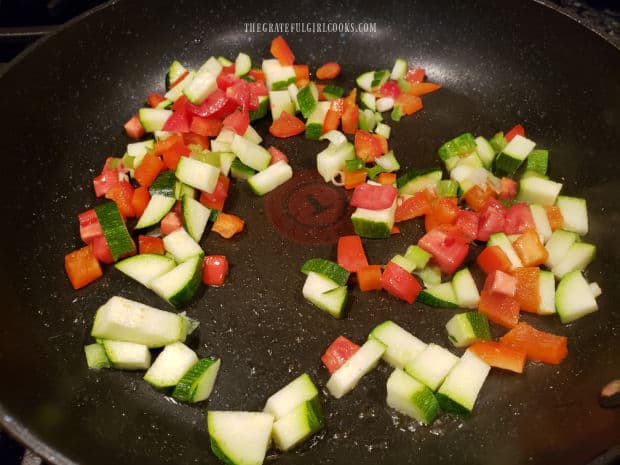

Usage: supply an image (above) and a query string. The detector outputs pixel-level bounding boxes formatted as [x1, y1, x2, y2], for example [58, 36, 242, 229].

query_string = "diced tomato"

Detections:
[202, 255, 229, 286]
[343, 169, 367, 190]
[469, 341, 526, 373]
[247, 69, 266, 82]
[504, 124, 525, 142]
[376, 172, 397, 185]
[162, 110, 191, 133]
[357, 264, 383, 292]
[512, 267, 540, 313]
[138, 235, 165, 255]
[220, 64, 235, 75]
[226, 79, 252, 111]
[93, 157, 121, 197]
[498, 177, 518, 200]
[354, 130, 384, 163]
[64, 245, 103, 289]
[425, 197, 459, 232]
[321, 336, 361, 374]
[478, 289, 520, 328]
[172, 94, 189, 112]
[190, 116, 223, 137]
[378, 80, 401, 98]
[544, 205, 564, 231]
[105, 180, 136, 218]
[199, 175, 229, 211]
[476, 198, 507, 242]
[512, 229, 548, 267]
[182, 132, 210, 150]
[499, 322, 568, 365]
[222, 109, 250, 135]
[316, 61, 341, 80]
[454, 209, 479, 242]
[169, 70, 189, 89]
[248, 79, 268, 97]
[270, 35, 295, 66]
[350, 183, 397, 210]
[394, 188, 436, 222]
[293, 64, 310, 82]
[217, 72, 239, 91]
[504, 202, 536, 235]
[476, 245, 513, 274]
[404, 67, 425, 83]
[337, 235, 369, 273]
[147, 93, 167, 108]
[381, 261, 422, 304]
[269, 111, 305, 138]
[341, 104, 359, 135]
[133, 153, 164, 187]
[406, 82, 442, 96]
[160, 210, 183, 235]
[212, 213, 245, 239]
[78, 209, 103, 244]
[188, 89, 238, 119]
[483, 269, 517, 297]
[418, 227, 469, 275]
[123, 114, 145, 139]
[394, 93, 423, 115]
[131, 186, 150, 219]
[267, 146, 289, 165]
[463, 183, 496, 211]
[90, 234, 114, 264]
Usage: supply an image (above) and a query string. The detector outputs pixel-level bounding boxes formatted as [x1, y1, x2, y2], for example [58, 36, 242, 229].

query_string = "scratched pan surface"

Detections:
[0, 0, 619, 464]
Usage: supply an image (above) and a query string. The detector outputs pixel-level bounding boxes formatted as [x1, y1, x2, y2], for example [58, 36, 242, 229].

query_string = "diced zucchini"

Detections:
[417, 282, 459, 308]
[404, 343, 459, 391]
[517, 176, 563, 205]
[551, 242, 596, 279]
[301, 258, 350, 286]
[230, 158, 257, 180]
[249, 95, 270, 121]
[360, 92, 376, 111]
[451, 268, 480, 309]
[529, 204, 553, 244]
[272, 397, 324, 451]
[526, 149, 549, 175]
[102, 340, 151, 370]
[262, 58, 296, 90]
[149, 170, 177, 197]
[135, 194, 176, 229]
[369, 320, 427, 369]
[139, 108, 173, 133]
[390, 254, 416, 273]
[94, 202, 135, 261]
[437, 179, 459, 197]
[396, 168, 442, 196]
[556, 270, 599, 323]
[164, 70, 194, 101]
[231, 133, 272, 171]
[538, 270, 556, 315]
[301, 272, 348, 318]
[305, 101, 330, 140]
[264, 373, 319, 420]
[351, 197, 397, 239]
[326, 339, 386, 399]
[445, 312, 491, 348]
[176, 156, 220, 194]
[296, 83, 318, 118]
[356, 69, 390, 92]
[247, 160, 293, 196]
[115, 253, 176, 289]
[207, 411, 274, 465]
[375, 150, 400, 172]
[150, 254, 203, 307]
[269, 90, 295, 121]
[437, 133, 477, 160]
[181, 195, 211, 242]
[404, 245, 432, 269]
[555, 195, 588, 236]
[358, 108, 377, 131]
[544, 229, 580, 269]
[322, 84, 344, 100]
[173, 357, 221, 403]
[84, 343, 110, 369]
[163, 228, 203, 262]
[474, 136, 496, 169]
[316, 141, 356, 182]
[494, 134, 536, 175]
[390, 58, 408, 80]
[375, 122, 391, 139]
[182, 57, 220, 104]
[144, 341, 198, 389]
[414, 265, 442, 288]
[165, 60, 187, 89]
[436, 350, 490, 415]
[234, 52, 252, 77]
[487, 232, 523, 270]
[489, 132, 507, 153]
[386, 368, 439, 425]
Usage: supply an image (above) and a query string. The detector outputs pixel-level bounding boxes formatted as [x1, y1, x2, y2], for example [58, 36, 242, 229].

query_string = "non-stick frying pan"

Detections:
[0, 0, 619, 464]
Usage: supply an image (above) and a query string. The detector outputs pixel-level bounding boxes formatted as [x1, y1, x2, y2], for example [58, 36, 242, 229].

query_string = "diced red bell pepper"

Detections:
[190, 116, 223, 137]
[376, 172, 397, 185]
[123, 114, 145, 139]
[478, 289, 520, 328]
[267, 146, 289, 165]
[105, 180, 136, 218]
[504, 202, 536, 235]
[337, 235, 369, 273]
[476, 198, 507, 242]
[463, 183, 496, 212]
[293, 64, 310, 82]
[64, 245, 103, 289]
[394, 93, 423, 115]
[513, 266, 541, 313]
[476, 245, 513, 275]
[147, 93, 167, 108]
[78, 209, 103, 244]
[512, 229, 548, 267]
[499, 322, 568, 365]
[270, 35, 295, 66]
[199, 175, 230, 211]
[322, 98, 344, 134]
[182, 132, 210, 150]
[321, 336, 360, 374]
[248, 69, 266, 82]
[499, 177, 518, 200]
[131, 186, 150, 219]
[133, 153, 164, 187]
[483, 269, 517, 297]
[269, 111, 305, 138]
[406, 82, 442, 96]
[316, 61, 341, 80]
[202, 255, 229, 286]
[222, 109, 250, 135]
[212, 213, 245, 239]
[404, 67, 425, 83]
[424, 197, 459, 232]
[341, 104, 359, 135]
[343, 169, 367, 190]
[469, 341, 526, 373]
[504, 124, 525, 142]
[381, 261, 422, 304]
[138, 235, 165, 255]
[357, 264, 383, 292]
[394, 188, 436, 223]
[160, 210, 183, 235]
[162, 110, 191, 133]
[544, 205, 564, 231]
[417, 227, 469, 275]
[350, 183, 397, 210]
[454, 209, 479, 242]
[354, 130, 384, 163]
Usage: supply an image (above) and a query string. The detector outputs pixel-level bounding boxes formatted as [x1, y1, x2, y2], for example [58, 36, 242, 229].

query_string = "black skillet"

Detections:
[0, 0, 619, 464]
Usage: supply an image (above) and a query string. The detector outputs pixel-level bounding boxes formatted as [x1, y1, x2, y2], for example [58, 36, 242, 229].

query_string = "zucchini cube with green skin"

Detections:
[91, 296, 190, 348]
[262, 58, 296, 91]
[437, 133, 477, 161]
[316, 141, 356, 182]
[264, 373, 320, 420]
[551, 241, 596, 279]
[173, 358, 221, 403]
[494, 134, 536, 175]
[445, 312, 491, 348]
[207, 411, 274, 465]
[386, 368, 439, 425]
[451, 268, 480, 309]
[555, 195, 589, 236]
[135, 194, 176, 229]
[115, 253, 177, 289]
[150, 254, 203, 308]
[517, 176, 563, 206]
[102, 340, 151, 370]
[369, 320, 427, 369]
[231, 133, 272, 172]
[351, 197, 397, 239]
[84, 343, 110, 369]
[163, 228, 203, 263]
[436, 350, 490, 415]
[272, 397, 325, 451]
[404, 343, 459, 391]
[544, 229, 580, 269]
[301, 272, 348, 318]
[175, 156, 220, 193]
[396, 168, 443, 196]
[144, 341, 198, 389]
[417, 282, 459, 308]
[555, 270, 599, 323]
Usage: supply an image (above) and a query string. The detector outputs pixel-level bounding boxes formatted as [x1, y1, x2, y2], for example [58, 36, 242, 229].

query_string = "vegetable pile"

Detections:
[67, 34, 602, 465]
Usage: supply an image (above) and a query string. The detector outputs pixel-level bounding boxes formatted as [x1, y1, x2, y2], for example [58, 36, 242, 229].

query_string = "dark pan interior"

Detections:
[0, 0, 619, 464]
